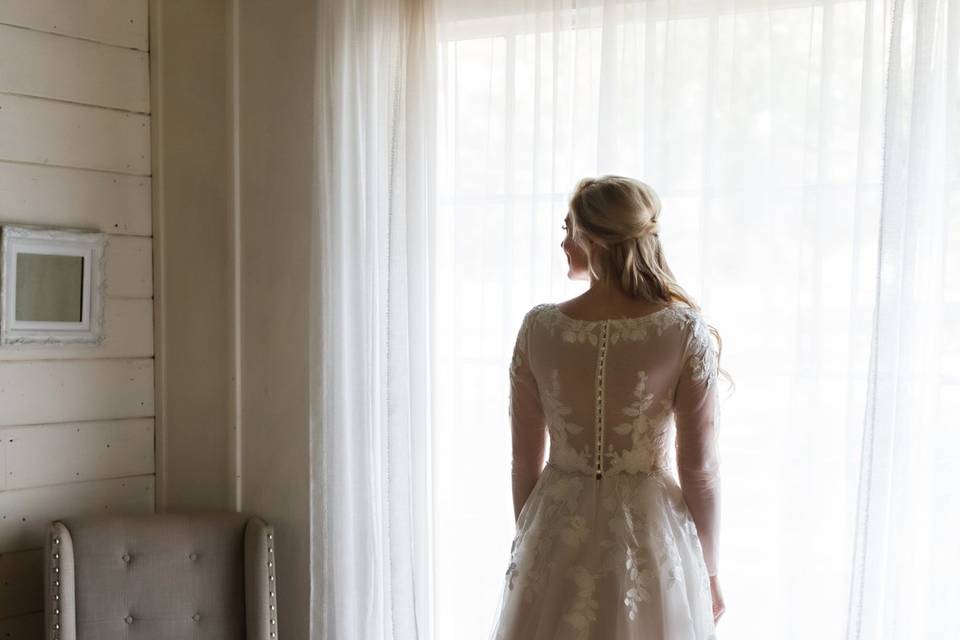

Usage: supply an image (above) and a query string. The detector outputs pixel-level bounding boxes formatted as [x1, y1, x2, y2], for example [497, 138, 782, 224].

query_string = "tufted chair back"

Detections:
[43, 512, 277, 640]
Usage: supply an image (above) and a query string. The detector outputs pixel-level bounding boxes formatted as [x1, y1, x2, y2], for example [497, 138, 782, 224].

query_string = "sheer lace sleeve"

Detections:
[509, 307, 547, 522]
[673, 312, 721, 576]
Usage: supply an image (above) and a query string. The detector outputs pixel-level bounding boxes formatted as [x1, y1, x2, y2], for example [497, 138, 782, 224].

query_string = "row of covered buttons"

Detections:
[595, 320, 609, 478]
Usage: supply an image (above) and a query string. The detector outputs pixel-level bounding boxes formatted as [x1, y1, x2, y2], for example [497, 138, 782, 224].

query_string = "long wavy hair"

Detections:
[568, 175, 731, 387]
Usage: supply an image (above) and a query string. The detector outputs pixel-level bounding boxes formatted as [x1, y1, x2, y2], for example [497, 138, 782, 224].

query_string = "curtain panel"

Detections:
[310, 0, 959, 637]
[431, 0, 958, 638]
[311, 0, 437, 638]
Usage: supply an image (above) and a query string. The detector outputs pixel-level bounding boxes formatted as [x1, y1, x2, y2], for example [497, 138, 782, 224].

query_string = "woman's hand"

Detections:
[709, 575, 725, 623]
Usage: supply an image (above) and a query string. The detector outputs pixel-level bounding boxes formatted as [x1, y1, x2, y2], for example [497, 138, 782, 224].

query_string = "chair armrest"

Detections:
[244, 517, 278, 639]
[45, 522, 76, 640]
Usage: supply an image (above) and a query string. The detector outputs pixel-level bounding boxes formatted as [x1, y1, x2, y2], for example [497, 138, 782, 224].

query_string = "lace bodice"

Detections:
[509, 302, 721, 575]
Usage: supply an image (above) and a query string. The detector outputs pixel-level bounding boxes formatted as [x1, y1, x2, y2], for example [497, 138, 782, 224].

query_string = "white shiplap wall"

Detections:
[0, 2, 153, 636]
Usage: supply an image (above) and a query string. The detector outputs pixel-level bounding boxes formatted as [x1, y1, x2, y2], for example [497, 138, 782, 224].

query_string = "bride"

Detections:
[489, 175, 727, 639]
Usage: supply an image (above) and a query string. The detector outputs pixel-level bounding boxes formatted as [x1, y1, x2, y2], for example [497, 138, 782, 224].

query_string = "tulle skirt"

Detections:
[489, 463, 717, 640]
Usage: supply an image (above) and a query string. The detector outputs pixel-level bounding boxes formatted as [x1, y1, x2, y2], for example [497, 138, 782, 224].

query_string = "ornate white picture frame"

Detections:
[0, 225, 108, 345]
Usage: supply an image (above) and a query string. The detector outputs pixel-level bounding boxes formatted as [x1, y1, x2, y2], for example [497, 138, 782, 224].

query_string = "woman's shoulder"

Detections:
[515, 302, 555, 325]
[519, 299, 709, 333]
[528, 301, 557, 314]
[540, 298, 699, 323]
[671, 302, 707, 325]
[521, 300, 704, 345]
[667, 304, 713, 346]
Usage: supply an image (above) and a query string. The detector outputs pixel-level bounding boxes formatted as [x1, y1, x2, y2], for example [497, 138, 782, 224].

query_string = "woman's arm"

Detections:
[509, 311, 547, 522]
[673, 314, 721, 576]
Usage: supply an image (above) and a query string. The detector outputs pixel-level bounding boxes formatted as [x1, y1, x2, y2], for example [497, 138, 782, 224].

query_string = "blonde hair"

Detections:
[569, 175, 731, 386]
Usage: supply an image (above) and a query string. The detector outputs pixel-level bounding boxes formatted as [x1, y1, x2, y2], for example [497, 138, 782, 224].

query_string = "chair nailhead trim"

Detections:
[267, 526, 277, 635]
[51, 530, 61, 637]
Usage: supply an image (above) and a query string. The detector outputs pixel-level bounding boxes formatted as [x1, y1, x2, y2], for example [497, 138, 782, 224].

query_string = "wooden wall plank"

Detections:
[0, 0, 148, 51]
[0, 162, 151, 236]
[105, 236, 153, 298]
[0, 94, 150, 175]
[0, 475, 155, 551]
[0, 548, 42, 619]
[0, 299, 154, 361]
[0, 24, 149, 112]
[1, 419, 153, 490]
[0, 1, 155, 629]
[0, 611, 43, 638]
[0, 359, 154, 427]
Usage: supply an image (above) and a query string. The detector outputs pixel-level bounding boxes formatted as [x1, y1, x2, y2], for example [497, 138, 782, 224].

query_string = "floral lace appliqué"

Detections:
[683, 314, 719, 388]
[563, 565, 601, 639]
[506, 474, 587, 603]
[541, 368, 593, 474]
[607, 370, 675, 475]
[534, 303, 683, 345]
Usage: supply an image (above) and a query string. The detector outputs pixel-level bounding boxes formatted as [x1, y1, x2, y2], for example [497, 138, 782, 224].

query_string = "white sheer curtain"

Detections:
[309, 0, 958, 637]
[848, 1, 960, 638]
[311, 0, 436, 638]
[432, 2, 959, 640]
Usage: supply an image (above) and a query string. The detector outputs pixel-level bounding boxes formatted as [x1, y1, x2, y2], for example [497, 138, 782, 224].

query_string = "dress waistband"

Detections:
[544, 460, 671, 479]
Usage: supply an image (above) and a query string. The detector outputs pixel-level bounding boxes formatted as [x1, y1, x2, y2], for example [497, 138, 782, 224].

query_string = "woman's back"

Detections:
[493, 300, 721, 639]
[519, 302, 716, 477]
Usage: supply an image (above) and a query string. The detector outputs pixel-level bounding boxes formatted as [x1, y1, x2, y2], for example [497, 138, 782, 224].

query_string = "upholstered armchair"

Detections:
[43, 512, 278, 640]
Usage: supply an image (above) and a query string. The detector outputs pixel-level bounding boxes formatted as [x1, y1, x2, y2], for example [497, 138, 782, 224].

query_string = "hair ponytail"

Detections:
[569, 175, 732, 389]
[570, 175, 690, 306]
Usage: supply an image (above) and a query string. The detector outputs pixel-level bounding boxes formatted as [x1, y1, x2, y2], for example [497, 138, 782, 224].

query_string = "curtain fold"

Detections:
[847, 1, 960, 638]
[311, 0, 436, 638]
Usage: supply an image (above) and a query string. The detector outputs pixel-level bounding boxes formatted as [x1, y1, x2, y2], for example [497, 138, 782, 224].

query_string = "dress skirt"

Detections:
[489, 463, 717, 640]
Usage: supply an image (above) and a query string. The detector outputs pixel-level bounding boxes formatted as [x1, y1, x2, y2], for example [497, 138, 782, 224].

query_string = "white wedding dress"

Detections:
[489, 302, 721, 640]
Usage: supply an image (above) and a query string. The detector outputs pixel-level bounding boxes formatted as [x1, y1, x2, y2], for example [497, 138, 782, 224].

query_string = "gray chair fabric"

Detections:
[43, 512, 277, 640]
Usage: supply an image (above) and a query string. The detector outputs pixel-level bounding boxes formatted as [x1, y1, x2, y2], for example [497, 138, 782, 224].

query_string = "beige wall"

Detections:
[152, 1, 315, 637]
[0, 2, 155, 636]
[236, 1, 315, 637]
[150, 0, 233, 512]
[0, 0, 315, 635]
